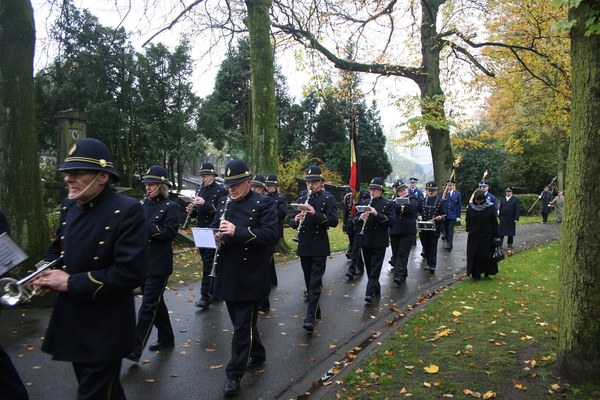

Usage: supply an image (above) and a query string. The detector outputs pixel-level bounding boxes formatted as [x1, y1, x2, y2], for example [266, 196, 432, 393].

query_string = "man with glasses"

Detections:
[31, 138, 147, 400]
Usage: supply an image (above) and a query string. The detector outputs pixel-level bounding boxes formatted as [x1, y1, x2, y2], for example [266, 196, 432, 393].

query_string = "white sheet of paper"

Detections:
[0, 233, 29, 276]
[191, 228, 218, 249]
[291, 203, 310, 211]
[356, 205, 373, 212]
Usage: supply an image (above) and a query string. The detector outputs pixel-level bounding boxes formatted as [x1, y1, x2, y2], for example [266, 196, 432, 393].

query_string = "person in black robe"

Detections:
[498, 187, 520, 248]
[466, 189, 500, 280]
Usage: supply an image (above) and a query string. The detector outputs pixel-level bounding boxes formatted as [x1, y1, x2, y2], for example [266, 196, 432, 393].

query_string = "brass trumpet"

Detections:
[0, 256, 64, 306]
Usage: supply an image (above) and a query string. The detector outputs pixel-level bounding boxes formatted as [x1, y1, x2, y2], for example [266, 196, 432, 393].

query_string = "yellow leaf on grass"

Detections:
[482, 391, 496, 399]
[436, 329, 452, 338]
[423, 382, 432, 387]
[453, 311, 462, 317]
[400, 387, 408, 393]
[424, 364, 439, 374]
[550, 384, 561, 390]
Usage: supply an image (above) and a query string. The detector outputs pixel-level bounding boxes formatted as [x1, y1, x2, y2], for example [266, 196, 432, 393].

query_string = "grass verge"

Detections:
[329, 241, 600, 400]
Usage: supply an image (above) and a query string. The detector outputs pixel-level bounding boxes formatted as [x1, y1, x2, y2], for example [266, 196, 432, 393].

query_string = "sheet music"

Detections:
[191, 228, 218, 249]
[0, 233, 29, 276]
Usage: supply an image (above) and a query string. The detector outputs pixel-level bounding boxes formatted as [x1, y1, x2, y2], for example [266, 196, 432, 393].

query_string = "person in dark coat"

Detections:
[499, 187, 520, 248]
[290, 165, 338, 333]
[0, 209, 30, 400]
[389, 182, 419, 285]
[466, 189, 501, 280]
[353, 178, 395, 303]
[126, 166, 179, 362]
[265, 173, 287, 288]
[186, 162, 228, 310]
[408, 177, 423, 199]
[210, 160, 278, 397]
[343, 189, 369, 279]
[539, 186, 553, 224]
[417, 181, 447, 272]
[442, 179, 461, 250]
[31, 138, 147, 400]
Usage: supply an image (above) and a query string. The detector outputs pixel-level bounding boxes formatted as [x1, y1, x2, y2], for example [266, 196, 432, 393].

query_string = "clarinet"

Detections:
[182, 183, 203, 229]
[357, 197, 374, 236]
[292, 189, 312, 242]
[209, 195, 232, 278]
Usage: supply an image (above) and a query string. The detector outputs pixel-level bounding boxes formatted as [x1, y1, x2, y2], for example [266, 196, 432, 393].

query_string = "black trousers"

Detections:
[199, 248, 216, 300]
[225, 300, 265, 379]
[362, 247, 386, 297]
[133, 275, 174, 356]
[72, 361, 125, 400]
[347, 233, 364, 275]
[300, 255, 326, 324]
[259, 245, 277, 310]
[0, 341, 28, 400]
[541, 212, 549, 223]
[391, 234, 415, 281]
[499, 235, 513, 245]
[443, 219, 456, 248]
[420, 230, 440, 269]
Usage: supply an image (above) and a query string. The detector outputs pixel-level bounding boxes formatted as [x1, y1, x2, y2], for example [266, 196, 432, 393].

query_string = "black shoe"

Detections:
[441, 236, 446, 240]
[421, 252, 427, 259]
[393, 278, 404, 285]
[355, 270, 364, 275]
[303, 322, 314, 332]
[148, 340, 174, 351]
[258, 306, 270, 313]
[303, 290, 308, 300]
[223, 378, 241, 396]
[446, 246, 452, 251]
[429, 268, 436, 273]
[507, 244, 513, 248]
[125, 352, 140, 362]
[346, 252, 351, 259]
[195, 298, 210, 310]
[364, 294, 380, 303]
[247, 357, 266, 369]
[210, 297, 222, 304]
[388, 259, 395, 266]
[345, 272, 354, 280]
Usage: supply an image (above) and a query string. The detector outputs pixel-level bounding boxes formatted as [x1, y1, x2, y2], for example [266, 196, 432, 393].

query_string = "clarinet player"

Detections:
[289, 166, 338, 333]
[186, 162, 227, 310]
[210, 160, 277, 397]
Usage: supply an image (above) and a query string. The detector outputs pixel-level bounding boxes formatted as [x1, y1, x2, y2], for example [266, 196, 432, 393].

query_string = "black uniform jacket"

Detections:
[389, 196, 419, 236]
[418, 195, 447, 233]
[499, 195, 520, 237]
[192, 182, 228, 227]
[211, 191, 278, 302]
[342, 190, 370, 234]
[142, 194, 180, 276]
[290, 189, 339, 257]
[353, 196, 395, 248]
[42, 186, 147, 363]
[267, 191, 288, 239]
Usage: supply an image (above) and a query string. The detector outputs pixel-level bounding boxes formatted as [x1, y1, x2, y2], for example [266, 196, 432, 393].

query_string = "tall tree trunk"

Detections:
[419, 0, 453, 186]
[0, 0, 50, 271]
[557, 0, 600, 381]
[244, 0, 278, 174]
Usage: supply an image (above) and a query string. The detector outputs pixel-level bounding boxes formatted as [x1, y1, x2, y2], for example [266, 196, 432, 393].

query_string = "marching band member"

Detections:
[442, 179, 461, 251]
[354, 178, 395, 303]
[210, 160, 277, 396]
[186, 162, 228, 310]
[265, 173, 287, 288]
[343, 188, 369, 279]
[389, 181, 419, 285]
[126, 166, 179, 362]
[289, 166, 338, 332]
[417, 181, 447, 273]
[31, 138, 147, 400]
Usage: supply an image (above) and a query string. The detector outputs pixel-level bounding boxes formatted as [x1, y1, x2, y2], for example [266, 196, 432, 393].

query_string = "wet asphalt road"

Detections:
[1, 222, 561, 400]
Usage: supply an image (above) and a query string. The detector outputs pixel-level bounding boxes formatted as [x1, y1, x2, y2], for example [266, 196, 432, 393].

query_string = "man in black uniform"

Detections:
[31, 138, 147, 400]
[539, 185, 553, 224]
[127, 166, 179, 362]
[353, 178, 395, 303]
[265, 173, 287, 289]
[343, 188, 369, 279]
[389, 182, 419, 285]
[499, 187, 520, 248]
[186, 162, 228, 310]
[0, 209, 29, 400]
[290, 166, 338, 332]
[210, 160, 277, 396]
[417, 181, 447, 273]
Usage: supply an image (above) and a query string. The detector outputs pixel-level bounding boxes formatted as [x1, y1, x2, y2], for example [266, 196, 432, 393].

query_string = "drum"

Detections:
[417, 221, 436, 232]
